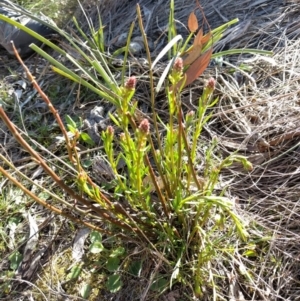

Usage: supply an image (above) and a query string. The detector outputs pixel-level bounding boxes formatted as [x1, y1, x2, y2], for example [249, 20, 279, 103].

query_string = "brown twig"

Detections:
[144, 155, 170, 218]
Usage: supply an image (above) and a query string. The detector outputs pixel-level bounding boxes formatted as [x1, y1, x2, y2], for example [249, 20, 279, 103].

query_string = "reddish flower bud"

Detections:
[207, 77, 216, 91]
[138, 118, 150, 135]
[107, 125, 114, 136]
[186, 110, 195, 118]
[125, 76, 137, 89]
[185, 110, 195, 127]
[173, 57, 183, 73]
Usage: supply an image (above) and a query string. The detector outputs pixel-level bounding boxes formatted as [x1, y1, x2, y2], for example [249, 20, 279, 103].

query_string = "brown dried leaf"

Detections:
[182, 44, 202, 66]
[188, 11, 198, 33]
[182, 29, 212, 67]
[193, 28, 203, 46]
[201, 32, 212, 45]
[182, 47, 213, 88]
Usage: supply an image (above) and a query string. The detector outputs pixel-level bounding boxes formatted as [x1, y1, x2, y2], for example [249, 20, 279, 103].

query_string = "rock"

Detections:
[0, 0, 55, 57]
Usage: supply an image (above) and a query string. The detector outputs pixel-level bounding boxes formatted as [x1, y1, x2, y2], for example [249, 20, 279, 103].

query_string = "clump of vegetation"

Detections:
[0, 1, 273, 299]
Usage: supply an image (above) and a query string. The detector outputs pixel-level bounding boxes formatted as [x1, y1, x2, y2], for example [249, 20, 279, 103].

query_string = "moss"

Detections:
[33, 247, 108, 300]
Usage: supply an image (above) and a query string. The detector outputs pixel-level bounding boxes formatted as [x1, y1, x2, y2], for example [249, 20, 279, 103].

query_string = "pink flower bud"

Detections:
[173, 57, 183, 73]
[107, 125, 114, 135]
[186, 110, 195, 118]
[207, 77, 216, 91]
[125, 76, 137, 89]
[138, 118, 150, 135]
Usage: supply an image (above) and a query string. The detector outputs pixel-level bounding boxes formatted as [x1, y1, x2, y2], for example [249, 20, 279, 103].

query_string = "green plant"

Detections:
[0, 1, 270, 299]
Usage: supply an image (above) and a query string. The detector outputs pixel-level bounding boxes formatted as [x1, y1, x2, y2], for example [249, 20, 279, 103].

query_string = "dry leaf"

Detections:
[200, 32, 212, 45]
[182, 44, 202, 66]
[193, 28, 203, 46]
[173, 47, 212, 91]
[183, 48, 213, 87]
[188, 11, 198, 32]
[171, 4, 213, 91]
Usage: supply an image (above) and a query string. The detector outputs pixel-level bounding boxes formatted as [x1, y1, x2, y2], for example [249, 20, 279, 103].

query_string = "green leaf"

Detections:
[65, 115, 77, 128]
[31, 47, 118, 105]
[106, 274, 123, 293]
[0, 14, 63, 54]
[80, 283, 92, 299]
[106, 257, 120, 272]
[108, 112, 120, 126]
[212, 48, 272, 59]
[65, 115, 78, 134]
[150, 275, 168, 293]
[243, 249, 258, 257]
[67, 124, 76, 134]
[129, 260, 142, 277]
[8, 217, 22, 225]
[93, 23, 105, 53]
[80, 132, 95, 146]
[89, 231, 104, 254]
[110, 247, 125, 258]
[81, 159, 93, 169]
[8, 251, 22, 271]
[72, 16, 93, 48]
[67, 265, 82, 280]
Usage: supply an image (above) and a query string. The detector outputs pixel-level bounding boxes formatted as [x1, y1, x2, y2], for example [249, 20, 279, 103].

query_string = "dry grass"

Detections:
[212, 39, 300, 300]
[77, 0, 300, 53]
[1, 0, 300, 300]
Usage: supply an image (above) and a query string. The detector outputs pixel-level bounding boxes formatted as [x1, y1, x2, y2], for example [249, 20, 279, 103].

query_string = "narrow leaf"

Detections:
[156, 55, 178, 92]
[65, 115, 77, 128]
[80, 132, 95, 146]
[151, 35, 182, 70]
